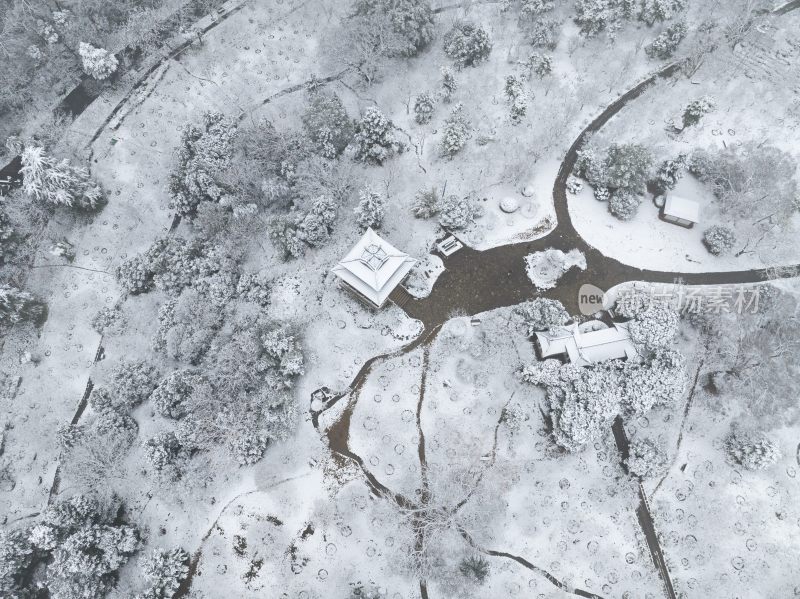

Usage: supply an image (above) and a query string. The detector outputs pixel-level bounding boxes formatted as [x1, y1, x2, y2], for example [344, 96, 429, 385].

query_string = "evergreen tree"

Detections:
[21, 146, 105, 210]
[413, 92, 436, 124]
[443, 21, 492, 68]
[78, 42, 118, 79]
[702, 225, 736, 256]
[301, 91, 354, 158]
[0, 284, 44, 327]
[353, 107, 402, 165]
[440, 103, 472, 157]
[354, 188, 387, 230]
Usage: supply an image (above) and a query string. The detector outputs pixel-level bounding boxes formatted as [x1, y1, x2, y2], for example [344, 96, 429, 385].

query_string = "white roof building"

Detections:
[534, 321, 639, 367]
[662, 195, 700, 227]
[331, 228, 416, 308]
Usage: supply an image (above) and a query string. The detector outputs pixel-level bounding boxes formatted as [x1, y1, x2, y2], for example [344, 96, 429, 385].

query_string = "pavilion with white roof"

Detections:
[534, 321, 640, 367]
[331, 228, 416, 309]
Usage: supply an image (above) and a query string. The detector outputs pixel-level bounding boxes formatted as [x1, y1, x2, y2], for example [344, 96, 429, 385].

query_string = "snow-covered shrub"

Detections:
[440, 103, 472, 157]
[638, 0, 685, 25]
[519, 358, 562, 387]
[626, 437, 669, 478]
[443, 21, 492, 68]
[565, 176, 583, 194]
[440, 66, 457, 102]
[91, 305, 126, 335]
[514, 298, 570, 336]
[413, 92, 436, 124]
[57, 423, 86, 451]
[438, 193, 484, 229]
[78, 42, 118, 79]
[574, 146, 608, 186]
[459, 555, 490, 582]
[21, 145, 105, 210]
[525, 248, 586, 290]
[682, 96, 716, 128]
[150, 370, 205, 420]
[353, 107, 402, 165]
[301, 91, 354, 158]
[627, 302, 679, 352]
[169, 112, 237, 216]
[702, 225, 736, 256]
[268, 216, 306, 259]
[136, 547, 189, 599]
[645, 21, 687, 59]
[0, 210, 17, 261]
[725, 428, 781, 471]
[0, 284, 44, 327]
[296, 196, 338, 246]
[620, 348, 686, 414]
[608, 189, 641, 220]
[615, 290, 660, 319]
[593, 186, 610, 202]
[109, 359, 160, 411]
[143, 431, 184, 476]
[354, 188, 387, 230]
[652, 154, 686, 194]
[412, 187, 440, 218]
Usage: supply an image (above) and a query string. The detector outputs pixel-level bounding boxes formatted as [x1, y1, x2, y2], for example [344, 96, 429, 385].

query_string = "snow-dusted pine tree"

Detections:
[353, 107, 402, 165]
[21, 145, 105, 210]
[354, 188, 387, 230]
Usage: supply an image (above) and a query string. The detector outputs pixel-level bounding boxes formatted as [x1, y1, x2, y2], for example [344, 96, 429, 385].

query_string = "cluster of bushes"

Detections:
[411, 187, 484, 230]
[645, 21, 687, 59]
[146, 312, 305, 470]
[574, 0, 686, 36]
[574, 143, 653, 220]
[513, 297, 570, 337]
[0, 494, 140, 599]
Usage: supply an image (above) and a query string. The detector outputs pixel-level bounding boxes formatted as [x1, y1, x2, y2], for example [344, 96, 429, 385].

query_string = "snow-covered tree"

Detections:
[504, 75, 527, 123]
[620, 348, 686, 414]
[627, 302, 679, 352]
[78, 42, 118, 79]
[440, 103, 472, 157]
[438, 193, 484, 229]
[702, 225, 736, 256]
[604, 143, 653, 193]
[350, 0, 435, 58]
[574, 0, 623, 36]
[725, 427, 781, 471]
[411, 187, 440, 218]
[109, 359, 160, 411]
[301, 91, 354, 158]
[0, 529, 33, 596]
[524, 52, 552, 78]
[459, 555, 490, 583]
[136, 547, 190, 599]
[626, 437, 669, 478]
[514, 298, 570, 336]
[30, 495, 140, 599]
[443, 21, 492, 68]
[645, 21, 687, 59]
[413, 92, 436, 124]
[143, 431, 184, 477]
[608, 189, 641, 220]
[519, 0, 554, 20]
[682, 95, 716, 128]
[652, 154, 686, 194]
[169, 112, 237, 216]
[21, 145, 105, 210]
[0, 284, 44, 327]
[638, 0, 685, 25]
[440, 66, 457, 102]
[354, 188, 387, 230]
[353, 107, 402, 165]
[150, 370, 206, 420]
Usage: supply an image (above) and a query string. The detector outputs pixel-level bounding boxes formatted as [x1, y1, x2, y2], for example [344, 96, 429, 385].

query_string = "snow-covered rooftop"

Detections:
[535, 321, 639, 366]
[663, 195, 700, 223]
[331, 228, 416, 307]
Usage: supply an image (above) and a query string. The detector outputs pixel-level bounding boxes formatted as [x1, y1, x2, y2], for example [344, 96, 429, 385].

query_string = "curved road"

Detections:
[403, 60, 799, 328]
